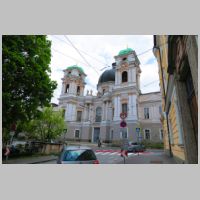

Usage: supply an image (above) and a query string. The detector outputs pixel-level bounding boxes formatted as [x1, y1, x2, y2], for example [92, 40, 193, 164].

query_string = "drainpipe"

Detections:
[153, 44, 173, 158]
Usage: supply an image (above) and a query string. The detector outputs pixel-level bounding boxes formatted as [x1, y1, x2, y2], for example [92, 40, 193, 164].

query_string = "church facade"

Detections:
[58, 48, 163, 143]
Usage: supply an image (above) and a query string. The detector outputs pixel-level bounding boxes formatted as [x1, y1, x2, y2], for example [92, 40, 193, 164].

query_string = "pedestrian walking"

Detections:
[4, 145, 10, 161]
[98, 138, 102, 147]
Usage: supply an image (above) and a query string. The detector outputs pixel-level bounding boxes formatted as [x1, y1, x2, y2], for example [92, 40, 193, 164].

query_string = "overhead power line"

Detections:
[63, 35, 99, 75]
[52, 35, 108, 67]
[52, 48, 89, 67]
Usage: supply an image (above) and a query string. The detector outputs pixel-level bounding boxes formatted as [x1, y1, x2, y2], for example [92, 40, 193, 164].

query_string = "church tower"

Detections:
[61, 65, 86, 96]
[60, 65, 86, 122]
[113, 47, 141, 122]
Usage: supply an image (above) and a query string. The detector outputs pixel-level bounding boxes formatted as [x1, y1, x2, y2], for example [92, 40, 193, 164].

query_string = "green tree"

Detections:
[21, 107, 66, 142]
[2, 35, 57, 138]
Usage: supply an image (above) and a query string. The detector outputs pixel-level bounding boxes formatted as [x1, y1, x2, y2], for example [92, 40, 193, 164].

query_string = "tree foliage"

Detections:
[21, 107, 66, 142]
[2, 35, 57, 132]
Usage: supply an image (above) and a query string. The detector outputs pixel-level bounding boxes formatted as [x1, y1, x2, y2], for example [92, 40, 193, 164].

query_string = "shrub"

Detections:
[142, 141, 164, 149]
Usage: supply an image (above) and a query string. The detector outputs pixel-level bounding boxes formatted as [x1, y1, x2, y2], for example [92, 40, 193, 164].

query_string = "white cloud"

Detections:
[48, 35, 160, 103]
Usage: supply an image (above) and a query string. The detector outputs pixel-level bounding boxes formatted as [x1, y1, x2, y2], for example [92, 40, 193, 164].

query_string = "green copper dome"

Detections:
[67, 65, 85, 74]
[118, 48, 134, 56]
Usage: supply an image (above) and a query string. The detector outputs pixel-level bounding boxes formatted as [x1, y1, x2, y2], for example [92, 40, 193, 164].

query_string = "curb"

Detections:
[30, 158, 57, 164]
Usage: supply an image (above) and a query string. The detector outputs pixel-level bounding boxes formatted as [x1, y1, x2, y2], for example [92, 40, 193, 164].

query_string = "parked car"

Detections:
[127, 142, 146, 153]
[57, 146, 100, 164]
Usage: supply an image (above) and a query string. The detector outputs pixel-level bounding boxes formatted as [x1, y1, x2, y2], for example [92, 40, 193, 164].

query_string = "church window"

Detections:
[144, 107, 149, 119]
[122, 71, 128, 82]
[76, 111, 82, 122]
[95, 107, 102, 122]
[65, 84, 69, 93]
[122, 103, 128, 113]
[77, 86, 80, 96]
[123, 57, 127, 61]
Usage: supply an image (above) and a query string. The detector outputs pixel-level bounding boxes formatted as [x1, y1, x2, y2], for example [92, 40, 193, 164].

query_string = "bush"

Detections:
[141, 141, 164, 149]
[111, 140, 122, 147]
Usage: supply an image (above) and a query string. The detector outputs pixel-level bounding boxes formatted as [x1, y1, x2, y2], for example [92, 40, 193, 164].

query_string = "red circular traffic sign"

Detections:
[120, 112, 127, 119]
[120, 120, 127, 128]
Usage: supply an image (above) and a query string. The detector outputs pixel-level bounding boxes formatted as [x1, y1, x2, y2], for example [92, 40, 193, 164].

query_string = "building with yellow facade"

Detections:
[153, 35, 198, 164]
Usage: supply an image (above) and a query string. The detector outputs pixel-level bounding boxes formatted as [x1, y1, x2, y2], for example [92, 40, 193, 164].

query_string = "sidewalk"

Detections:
[117, 150, 177, 164]
[2, 155, 57, 164]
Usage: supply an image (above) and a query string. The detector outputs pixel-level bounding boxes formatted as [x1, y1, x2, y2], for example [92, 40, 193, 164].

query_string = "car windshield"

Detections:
[63, 149, 96, 161]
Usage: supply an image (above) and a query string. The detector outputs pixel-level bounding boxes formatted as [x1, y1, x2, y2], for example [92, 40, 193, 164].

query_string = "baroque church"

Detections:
[58, 47, 163, 143]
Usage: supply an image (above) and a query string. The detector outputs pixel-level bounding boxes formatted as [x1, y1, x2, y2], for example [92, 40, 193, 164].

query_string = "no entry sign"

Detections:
[120, 120, 127, 128]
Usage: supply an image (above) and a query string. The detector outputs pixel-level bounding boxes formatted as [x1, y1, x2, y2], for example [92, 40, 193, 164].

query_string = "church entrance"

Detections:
[93, 127, 100, 143]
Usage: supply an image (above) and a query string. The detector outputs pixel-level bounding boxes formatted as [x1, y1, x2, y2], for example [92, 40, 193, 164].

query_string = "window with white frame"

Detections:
[122, 103, 128, 113]
[75, 130, 80, 138]
[120, 128, 128, 139]
[122, 71, 128, 83]
[144, 129, 150, 140]
[65, 84, 69, 93]
[144, 107, 149, 119]
[95, 107, 102, 122]
[77, 86, 80, 96]
[76, 111, 82, 122]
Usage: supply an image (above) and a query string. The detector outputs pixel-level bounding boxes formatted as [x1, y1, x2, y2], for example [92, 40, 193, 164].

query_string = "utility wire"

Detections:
[64, 35, 99, 75]
[52, 35, 108, 67]
[52, 48, 89, 67]
[100, 41, 168, 71]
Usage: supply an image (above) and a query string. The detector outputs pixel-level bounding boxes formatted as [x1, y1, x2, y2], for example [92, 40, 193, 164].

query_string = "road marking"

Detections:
[109, 152, 119, 155]
[102, 152, 110, 155]
[95, 152, 103, 155]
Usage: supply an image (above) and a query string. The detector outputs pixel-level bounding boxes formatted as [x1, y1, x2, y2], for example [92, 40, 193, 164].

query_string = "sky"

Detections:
[48, 35, 160, 104]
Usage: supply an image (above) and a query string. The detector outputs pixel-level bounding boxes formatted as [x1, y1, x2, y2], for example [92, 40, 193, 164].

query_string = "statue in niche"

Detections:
[87, 90, 89, 95]
[90, 90, 93, 96]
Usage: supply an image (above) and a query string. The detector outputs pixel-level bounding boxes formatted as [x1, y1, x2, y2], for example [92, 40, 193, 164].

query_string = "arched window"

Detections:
[65, 84, 69, 93]
[95, 107, 102, 122]
[122, 71, 128, 82]
[77, 86, 80, 96]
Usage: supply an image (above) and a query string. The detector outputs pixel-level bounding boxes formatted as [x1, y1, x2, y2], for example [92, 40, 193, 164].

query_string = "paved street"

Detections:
[38, 148, 176, 164]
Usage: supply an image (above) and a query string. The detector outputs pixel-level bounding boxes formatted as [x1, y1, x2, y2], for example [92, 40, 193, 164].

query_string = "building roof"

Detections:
[118, 48, 134, 56]
[66, 65, 85, 74]
[98, 68, 115, 84]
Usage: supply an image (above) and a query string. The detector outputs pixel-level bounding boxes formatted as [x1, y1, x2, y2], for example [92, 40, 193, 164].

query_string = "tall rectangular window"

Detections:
[121, 128, 128, 139]
[122, 103, 128, 113]
[144, 107, 149, 119]
[75, 130, 80, 138]
[65, 84, 69, 93]
[76, 111, 82, 122]
[145, 129, 150, 140]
